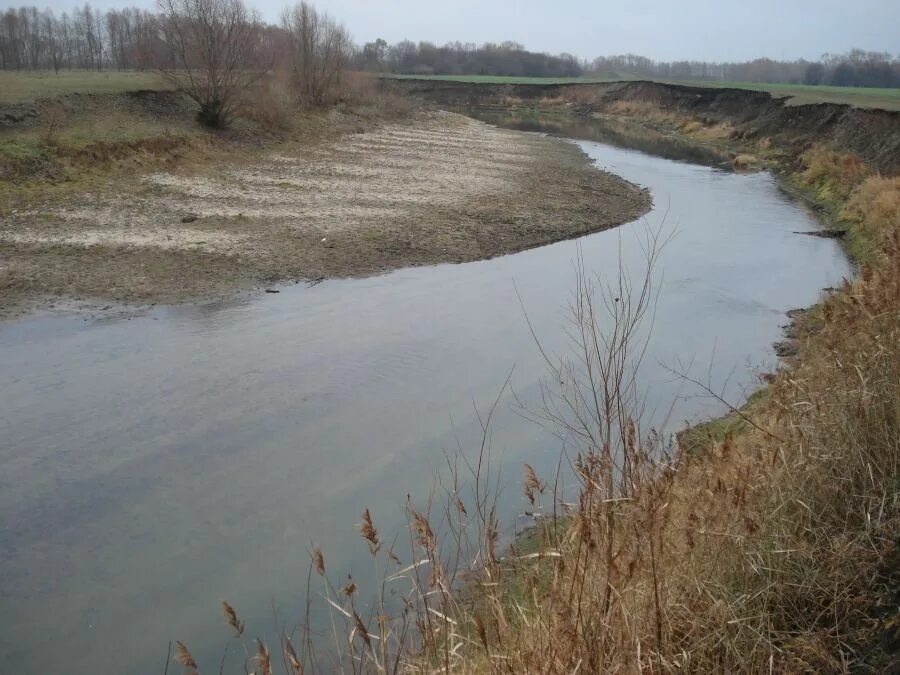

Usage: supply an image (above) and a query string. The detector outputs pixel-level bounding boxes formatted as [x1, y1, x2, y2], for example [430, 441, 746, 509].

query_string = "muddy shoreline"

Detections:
[0, 111, 650, 320]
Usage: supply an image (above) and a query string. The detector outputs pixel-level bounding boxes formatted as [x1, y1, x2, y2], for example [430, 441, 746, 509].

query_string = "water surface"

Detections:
[0, 138, 851, 673]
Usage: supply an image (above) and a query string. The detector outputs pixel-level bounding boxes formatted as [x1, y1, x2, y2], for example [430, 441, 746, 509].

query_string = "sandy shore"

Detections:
[0, 111, 650, 319]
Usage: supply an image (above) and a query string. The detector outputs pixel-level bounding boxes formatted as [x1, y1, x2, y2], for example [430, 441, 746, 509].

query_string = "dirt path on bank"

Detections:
[0, 111, 650, 319]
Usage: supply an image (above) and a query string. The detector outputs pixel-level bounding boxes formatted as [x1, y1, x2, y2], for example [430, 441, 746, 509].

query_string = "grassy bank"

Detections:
[0, 70, 172, 104]
[0, 71, 413, 199]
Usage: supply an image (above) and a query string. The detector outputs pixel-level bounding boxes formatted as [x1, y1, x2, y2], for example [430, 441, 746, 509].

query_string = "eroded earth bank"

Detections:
[0, 111, 649, 319]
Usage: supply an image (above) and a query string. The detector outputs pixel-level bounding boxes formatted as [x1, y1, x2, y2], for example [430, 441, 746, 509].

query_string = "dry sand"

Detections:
[0, 111, 650, 319]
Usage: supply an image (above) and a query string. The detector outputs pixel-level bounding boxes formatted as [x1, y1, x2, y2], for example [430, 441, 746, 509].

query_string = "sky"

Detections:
[21, 0, 900, 62]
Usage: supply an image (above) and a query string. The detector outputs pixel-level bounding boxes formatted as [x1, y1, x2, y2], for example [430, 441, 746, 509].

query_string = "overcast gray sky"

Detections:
[30, 0, 900, 61]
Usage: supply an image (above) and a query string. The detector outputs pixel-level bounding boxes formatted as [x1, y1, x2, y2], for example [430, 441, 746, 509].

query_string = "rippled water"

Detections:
[0, 138, 851, 673]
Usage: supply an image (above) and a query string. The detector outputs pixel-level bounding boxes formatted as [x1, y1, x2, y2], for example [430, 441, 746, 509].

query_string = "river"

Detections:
[0, 135, 852, 673]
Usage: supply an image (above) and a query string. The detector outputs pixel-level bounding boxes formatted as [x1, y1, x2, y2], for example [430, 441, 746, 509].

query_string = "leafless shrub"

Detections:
[39, 100, 67, 145]
[336, 72, 415, 117]
[280, 2, 351, 108]
[156, 0, 265, 128]
[240, 70, 297, 131]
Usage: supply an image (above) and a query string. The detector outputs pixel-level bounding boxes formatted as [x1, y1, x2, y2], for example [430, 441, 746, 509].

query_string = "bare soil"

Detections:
[0, 111, 650, 319]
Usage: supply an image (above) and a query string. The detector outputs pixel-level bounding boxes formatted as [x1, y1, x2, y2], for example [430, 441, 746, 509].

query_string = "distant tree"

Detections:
[359, 37, 386, 71]
[281, 2, 351, 106]
[670, 60, 692, 79]
[830, 62, 856, 87]
[803, 62, 825, 85]
[156, 0, 264, 128]
[376, 40, 583, 78]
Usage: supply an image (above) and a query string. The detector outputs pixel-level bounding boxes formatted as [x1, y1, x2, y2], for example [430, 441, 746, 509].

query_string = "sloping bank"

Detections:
[393, 78, 900, 175]
[0, 94, 649, 320]
[387, 79, 899, 671]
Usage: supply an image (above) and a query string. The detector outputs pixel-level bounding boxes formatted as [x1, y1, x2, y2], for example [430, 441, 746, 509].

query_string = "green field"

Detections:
[3, 70, 898, 112]
[387, 73, 618, 85]
[0, 70, 170, 104]
[386, 73, 900, 111]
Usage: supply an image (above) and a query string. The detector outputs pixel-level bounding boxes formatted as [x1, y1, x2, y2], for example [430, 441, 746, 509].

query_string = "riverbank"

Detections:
[0, 81, 649, 321]
[363, 81, 899, 672]
[394, 78, 900, 175]
[2, 127, 855, 675]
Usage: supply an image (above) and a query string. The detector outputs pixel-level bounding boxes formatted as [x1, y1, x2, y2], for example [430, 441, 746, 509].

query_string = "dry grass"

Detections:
[607, 99, 668, 120]
[689, 121, 735, 141]
[795, 145, 898, 264]
[559, 85, 602, 106]
[731, 153, 759, 170]
[580, 96, 736, 145]
[240, 72, 299, 131]
[388, 227, 895, 673]
[678, 119, 704, 134]
[799, 144, 871, 201]
[841, 175, 900, 262]
[0, 70, 171, 104]
[335, 72, 415, 118]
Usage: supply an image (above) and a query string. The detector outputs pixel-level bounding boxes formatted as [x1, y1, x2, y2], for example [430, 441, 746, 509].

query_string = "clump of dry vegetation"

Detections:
[559, 84, 602, 106]
[799, 143, 871, 201]
[567, 93, 738, 146]
[794, 143, 900, 264]
[607, 99, 667, 120]
[240, 72, 299, 131]
[840, 175, 900, 261]
[731, 152, 760, 170]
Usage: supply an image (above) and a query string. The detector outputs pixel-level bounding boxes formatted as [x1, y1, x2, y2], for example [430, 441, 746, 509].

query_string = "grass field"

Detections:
[5, 71, 897, 111]
[0, 70, 170, 104]
[387, 73, 618, 85]
[387, 73, 900, 111]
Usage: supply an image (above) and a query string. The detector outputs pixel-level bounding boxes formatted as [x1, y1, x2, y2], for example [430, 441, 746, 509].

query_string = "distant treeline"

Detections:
[361, 41, 900, 89]
[2, 4, 898, 90]
[355, 39, 583, 78]
[587, 51, 900, 89]
[0, 6, 158, 71]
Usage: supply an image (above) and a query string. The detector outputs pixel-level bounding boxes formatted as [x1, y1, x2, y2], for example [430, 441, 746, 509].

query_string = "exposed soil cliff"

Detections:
[394, 79, 900, 175]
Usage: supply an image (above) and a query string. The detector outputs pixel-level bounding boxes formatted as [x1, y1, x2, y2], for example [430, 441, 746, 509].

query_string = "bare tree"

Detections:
[156, 0, 263, 128]
[42, 10, 61, 72]
[281, 2, 351, 107]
